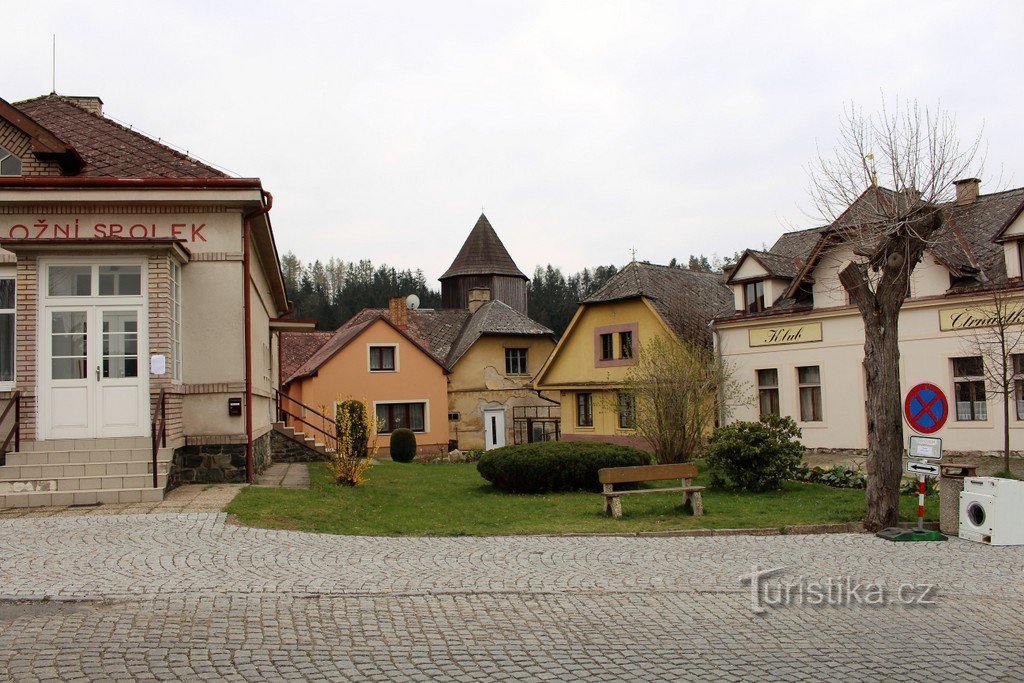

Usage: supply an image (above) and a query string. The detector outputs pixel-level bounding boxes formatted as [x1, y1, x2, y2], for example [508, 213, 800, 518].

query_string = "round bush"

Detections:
[389, 428, 417, 463]
[703, 414, 803, 492]
[476, 441, 651, 494]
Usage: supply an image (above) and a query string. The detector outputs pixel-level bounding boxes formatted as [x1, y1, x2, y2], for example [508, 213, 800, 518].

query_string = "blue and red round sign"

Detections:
[903, 383, 948, 434]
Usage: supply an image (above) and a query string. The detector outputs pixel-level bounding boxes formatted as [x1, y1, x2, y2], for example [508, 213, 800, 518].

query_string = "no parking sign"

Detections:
[903, 383, 948, 434]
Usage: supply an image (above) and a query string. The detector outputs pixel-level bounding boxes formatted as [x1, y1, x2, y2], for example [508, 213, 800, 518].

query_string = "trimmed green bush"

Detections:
[703, 415, 803, 492]
[792, 464, 866, 489]
[476, 441, 651, 494]
[335, 400, 369, 459]
[389, 428, 417, 463]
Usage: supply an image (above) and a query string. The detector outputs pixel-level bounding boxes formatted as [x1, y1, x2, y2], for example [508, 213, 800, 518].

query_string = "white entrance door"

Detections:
[41, 262, 148, 440]
[483, 409, 506, 450]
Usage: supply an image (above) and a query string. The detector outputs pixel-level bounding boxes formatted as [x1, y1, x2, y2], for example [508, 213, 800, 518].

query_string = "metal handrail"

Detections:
[0, 391, 20, 465]
[151, 389, 167, 488]
[275, 389, 336, 443]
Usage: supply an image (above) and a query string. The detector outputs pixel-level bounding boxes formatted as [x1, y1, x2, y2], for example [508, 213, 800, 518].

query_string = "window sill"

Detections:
[798, 421, 828, 429]
[369, 369, 397, 373]
[575, 426, 595, 431]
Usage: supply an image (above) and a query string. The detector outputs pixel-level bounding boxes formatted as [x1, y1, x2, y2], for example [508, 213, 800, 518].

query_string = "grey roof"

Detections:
[439, 214, 528, 280]
[446, 300, 555, 367]
[741, 249, 801, 279]
[582, 262, 734, 346]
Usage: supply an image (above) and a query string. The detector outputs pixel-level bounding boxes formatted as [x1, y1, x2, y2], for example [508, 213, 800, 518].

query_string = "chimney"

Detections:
[389, 297, 408, 328]
[468, 287, 491, 314]
[953, 178, 981, 205]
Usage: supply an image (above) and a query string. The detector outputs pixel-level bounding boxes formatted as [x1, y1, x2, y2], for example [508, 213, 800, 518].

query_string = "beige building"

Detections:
[714, 180, 1024, 454]
[0, 94, 296, 507]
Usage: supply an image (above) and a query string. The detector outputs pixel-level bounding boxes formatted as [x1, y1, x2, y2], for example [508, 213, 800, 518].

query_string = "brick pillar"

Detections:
[14, 255, 37, 441]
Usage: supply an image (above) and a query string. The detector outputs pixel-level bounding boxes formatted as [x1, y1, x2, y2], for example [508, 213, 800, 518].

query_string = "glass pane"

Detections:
[1015, 355, 1024, 376]
[953, 357, 983, 378]
[410, 404, 425, 431]
[757, 368, 778, 387]
[52, 311, 87, 335]
[759, 388, 780, 417]
[0, 155, 21, 176]
[0, 313, 12, 382]
[98, 266, 142, 296]
[102, 311, 138, 379]
[49, 266, 92, 296]
[52, 333, 87, 357]
[798, 366, 820, 385]
[52, 357, 87, 380]
[103, 356, 138, 379]
[0, 278, 14, 310]
[800, 386, 822, 421]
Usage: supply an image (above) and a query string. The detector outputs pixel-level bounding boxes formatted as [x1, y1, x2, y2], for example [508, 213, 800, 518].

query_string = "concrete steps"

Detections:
[0, 438, 173, 508]
[273, 422, 330, 455]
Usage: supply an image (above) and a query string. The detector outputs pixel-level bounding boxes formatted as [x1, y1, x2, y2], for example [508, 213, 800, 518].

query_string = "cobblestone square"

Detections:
[0, 513, 1021, 681]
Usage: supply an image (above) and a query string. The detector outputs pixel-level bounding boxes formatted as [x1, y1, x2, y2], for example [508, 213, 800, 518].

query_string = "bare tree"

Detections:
[960, 291, 1024, 474]
[621, 335, 737, 464]
[808, 98, 982, 530]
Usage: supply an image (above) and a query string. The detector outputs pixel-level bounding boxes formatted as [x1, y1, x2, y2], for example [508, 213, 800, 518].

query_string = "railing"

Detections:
[151, 389, 167, 488]
[275, 389, 336, 444]
[0, 391, 20, 466]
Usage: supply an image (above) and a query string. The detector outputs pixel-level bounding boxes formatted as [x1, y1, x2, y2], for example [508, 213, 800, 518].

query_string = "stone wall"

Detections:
[270, 429, 325, 463]
[168, 432, 271, 487]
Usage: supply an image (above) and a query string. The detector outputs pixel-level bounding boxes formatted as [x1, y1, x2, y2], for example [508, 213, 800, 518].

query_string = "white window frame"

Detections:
[367, 343, 399, 372]
[796, 365, 823, 423]
[0, 267, 15, 390]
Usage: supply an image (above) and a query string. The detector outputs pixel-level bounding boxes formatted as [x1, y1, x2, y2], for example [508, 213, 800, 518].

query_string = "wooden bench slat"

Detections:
[603, 486, 705, 497]
[598, 463, 698, 484]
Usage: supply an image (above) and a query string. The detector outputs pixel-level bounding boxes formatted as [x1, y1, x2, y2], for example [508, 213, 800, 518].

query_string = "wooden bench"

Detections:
[598, 463, 705, 518]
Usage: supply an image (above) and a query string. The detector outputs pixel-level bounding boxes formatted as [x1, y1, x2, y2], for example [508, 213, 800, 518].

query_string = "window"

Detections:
[98, 265, 142, 296]
[797, 365, 822, 422]
[599, 333, 614, 361]
[1018, 243, 1024, 280]
[369, 345, 396, 371]
[576, 393, 593, 427]
[617, 392, 636, 429]
[448, 412, 460, 422]
[0, 146, 21, 177]
[375, 402, 425, 433]
[505, 348, 528, 375]
[744, 281, 765, 314]
[0, 274, 14, 383]
[1014, 355, 1024, 420]
[48, 265, 92, 296]
[620, 331, 633, 359]
[169, 261, 183, 382]
[953, 356, 987, 421]
[757, 368, 780, 417]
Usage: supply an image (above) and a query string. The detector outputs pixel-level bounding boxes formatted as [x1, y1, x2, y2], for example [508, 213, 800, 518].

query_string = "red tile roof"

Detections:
[13, 95, 228, 178]
[280, 332, 334, 384]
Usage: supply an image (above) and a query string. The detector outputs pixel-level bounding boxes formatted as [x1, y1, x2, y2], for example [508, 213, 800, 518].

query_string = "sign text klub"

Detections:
[4, 218, 207, 242]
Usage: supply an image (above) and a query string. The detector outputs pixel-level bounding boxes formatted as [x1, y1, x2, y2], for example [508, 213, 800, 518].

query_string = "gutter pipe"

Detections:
[242, 190, 273, 482]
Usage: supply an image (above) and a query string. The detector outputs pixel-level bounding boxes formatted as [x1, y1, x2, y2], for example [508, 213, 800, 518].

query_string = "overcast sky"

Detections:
[5, 1, 1023, 283]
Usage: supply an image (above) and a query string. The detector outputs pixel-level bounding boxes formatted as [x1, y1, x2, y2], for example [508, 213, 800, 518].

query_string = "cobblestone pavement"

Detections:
[0, 514, 1022, 681]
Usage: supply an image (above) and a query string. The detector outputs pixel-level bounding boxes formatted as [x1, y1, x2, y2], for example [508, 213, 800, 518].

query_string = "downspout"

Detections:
[709, 320, 726, 428]
[242, 190, 273, 483]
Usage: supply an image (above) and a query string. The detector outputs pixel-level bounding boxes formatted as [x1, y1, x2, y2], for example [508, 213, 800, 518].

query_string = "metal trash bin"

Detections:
[939, 463, 978, 535]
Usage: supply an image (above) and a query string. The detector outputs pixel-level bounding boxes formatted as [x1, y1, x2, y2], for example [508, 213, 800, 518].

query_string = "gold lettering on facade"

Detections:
[939, 302, 1024, 332]
[748, 322, 822, 347]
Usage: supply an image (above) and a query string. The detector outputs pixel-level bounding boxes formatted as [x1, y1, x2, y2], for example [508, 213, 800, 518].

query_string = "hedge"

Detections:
[476, 441, 651, 494]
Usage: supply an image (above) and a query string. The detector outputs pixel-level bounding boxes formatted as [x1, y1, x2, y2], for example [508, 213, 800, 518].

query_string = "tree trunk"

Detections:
[1004, 386, 1011, 474]
[862, 313, 904, 530]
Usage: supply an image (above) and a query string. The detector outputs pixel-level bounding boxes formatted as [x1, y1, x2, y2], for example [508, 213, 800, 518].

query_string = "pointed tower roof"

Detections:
[439, 214, 528, 280]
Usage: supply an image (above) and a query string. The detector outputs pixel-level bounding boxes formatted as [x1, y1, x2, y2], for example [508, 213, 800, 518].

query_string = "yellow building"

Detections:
[535, 261, 732, 449]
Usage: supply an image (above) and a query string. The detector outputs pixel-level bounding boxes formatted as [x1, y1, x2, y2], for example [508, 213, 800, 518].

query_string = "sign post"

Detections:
[877, 404, 949, 542]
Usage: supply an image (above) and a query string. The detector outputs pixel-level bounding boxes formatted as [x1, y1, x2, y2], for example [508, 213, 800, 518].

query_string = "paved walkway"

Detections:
[0, 513, 1021, 681]
[253, 462, 310, 488]
[0, 484, 243, 520]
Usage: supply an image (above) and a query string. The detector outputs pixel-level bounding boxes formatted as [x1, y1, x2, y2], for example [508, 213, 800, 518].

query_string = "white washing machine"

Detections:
[960, 477, 1024, 545]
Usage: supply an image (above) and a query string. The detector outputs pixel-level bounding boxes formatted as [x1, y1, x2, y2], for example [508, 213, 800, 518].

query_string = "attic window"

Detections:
[744, 281, 765, 314]
[0, 147, 21, 176]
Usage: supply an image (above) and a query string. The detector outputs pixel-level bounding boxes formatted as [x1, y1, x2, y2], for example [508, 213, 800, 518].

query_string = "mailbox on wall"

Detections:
[228, 398, 242, 416]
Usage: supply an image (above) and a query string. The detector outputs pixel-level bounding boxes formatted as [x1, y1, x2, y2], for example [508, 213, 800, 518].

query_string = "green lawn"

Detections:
[226, 461, 939, 536]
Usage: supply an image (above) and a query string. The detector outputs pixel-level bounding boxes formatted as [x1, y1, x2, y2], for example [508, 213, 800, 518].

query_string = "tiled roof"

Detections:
[279, 332, 334, 383]
[582, 262, 734, 346]
[446, 300, 554, 366]
[439, 214, 527, 280]
[743, 249, 801, 279]
[13, 94, 228, 178]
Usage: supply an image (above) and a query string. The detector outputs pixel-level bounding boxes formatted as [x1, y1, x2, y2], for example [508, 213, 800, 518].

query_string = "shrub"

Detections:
[476, 441, 651, 494]
[703, 415, 803, 492]
[390, 428, 417, 463]
[335, 400, 369, 459]
[792, 464, 866, 489]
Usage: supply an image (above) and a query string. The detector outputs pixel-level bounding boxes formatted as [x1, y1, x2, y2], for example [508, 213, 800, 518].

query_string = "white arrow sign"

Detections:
[906, 461, 940, 476]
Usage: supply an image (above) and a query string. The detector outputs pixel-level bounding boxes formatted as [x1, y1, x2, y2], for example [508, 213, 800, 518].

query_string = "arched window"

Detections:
[0, 146, 21, 176]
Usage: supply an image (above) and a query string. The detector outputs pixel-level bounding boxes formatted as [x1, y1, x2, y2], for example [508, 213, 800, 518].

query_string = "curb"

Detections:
[557, 522, 867, 539]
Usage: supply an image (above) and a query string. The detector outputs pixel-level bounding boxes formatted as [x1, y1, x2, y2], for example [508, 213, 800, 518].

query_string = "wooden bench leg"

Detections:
[691, 491, 704, 517]
[611, 496, 622, 518]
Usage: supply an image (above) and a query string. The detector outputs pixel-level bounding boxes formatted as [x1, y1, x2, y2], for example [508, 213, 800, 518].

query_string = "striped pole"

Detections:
[917, 474, 926, 531]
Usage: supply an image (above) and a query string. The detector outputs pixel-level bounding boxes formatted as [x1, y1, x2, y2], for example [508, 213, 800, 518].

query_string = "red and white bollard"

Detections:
[917, 475, 926, 531]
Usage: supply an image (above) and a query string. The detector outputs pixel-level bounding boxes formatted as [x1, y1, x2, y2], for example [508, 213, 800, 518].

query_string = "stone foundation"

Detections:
[270, 429, 325, 463]
[169, 433, 271, 487]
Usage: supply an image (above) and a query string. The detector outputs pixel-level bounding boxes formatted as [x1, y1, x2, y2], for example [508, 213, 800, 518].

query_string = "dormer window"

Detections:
[0, 147, 21, 176]
[744, 280, 765, 314]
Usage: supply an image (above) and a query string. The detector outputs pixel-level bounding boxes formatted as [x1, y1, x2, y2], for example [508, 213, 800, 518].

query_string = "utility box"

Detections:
[939, 463, 977, 535]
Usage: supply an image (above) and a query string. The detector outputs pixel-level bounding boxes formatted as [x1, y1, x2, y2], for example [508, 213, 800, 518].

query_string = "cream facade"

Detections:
[716, 182, 1024, 455]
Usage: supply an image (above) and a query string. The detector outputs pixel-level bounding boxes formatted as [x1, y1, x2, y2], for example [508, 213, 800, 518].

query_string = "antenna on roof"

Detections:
[630, 247, 637, 263]
[865, 153, 878, 187]
[51, 34, 56, 94]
